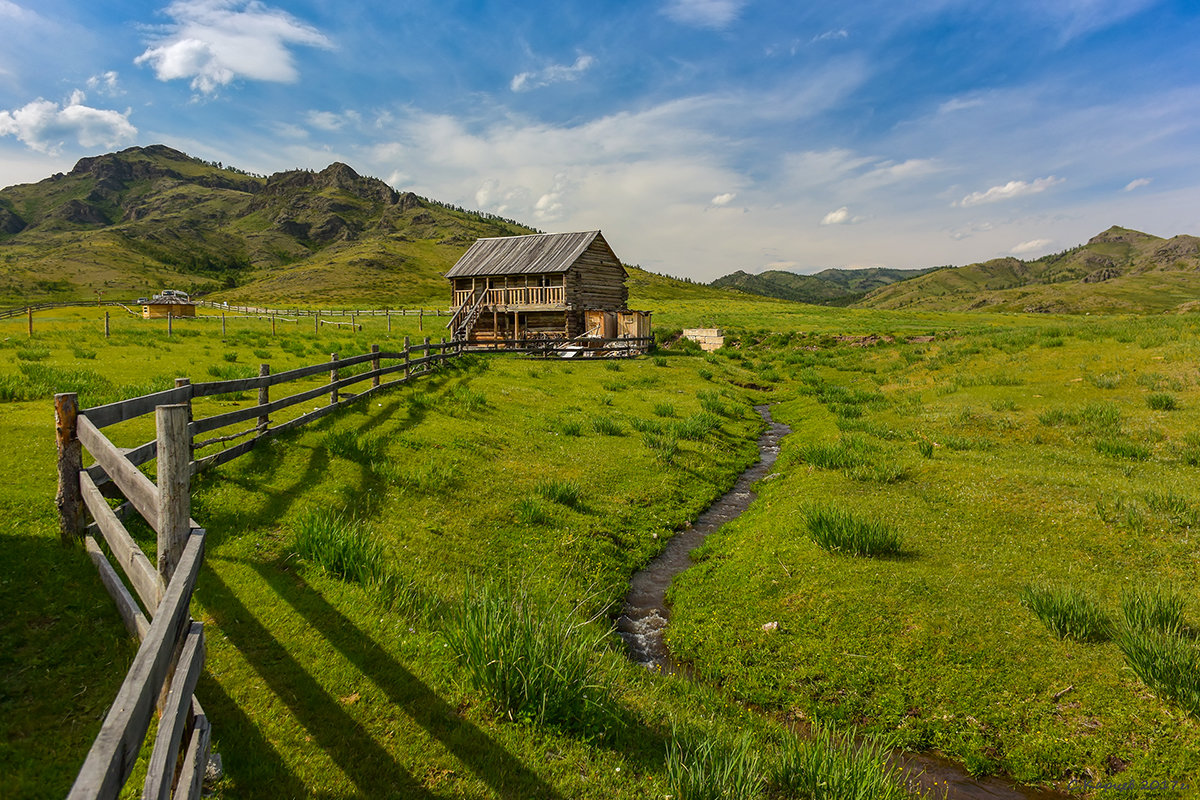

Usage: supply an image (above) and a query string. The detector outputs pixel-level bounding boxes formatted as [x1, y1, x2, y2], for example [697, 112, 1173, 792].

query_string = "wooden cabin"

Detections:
[446, 231, 651, 347]
[142, 290, 195, 319]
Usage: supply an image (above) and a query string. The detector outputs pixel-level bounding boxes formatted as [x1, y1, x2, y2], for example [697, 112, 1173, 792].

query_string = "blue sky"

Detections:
[2, 0, 1198, 280]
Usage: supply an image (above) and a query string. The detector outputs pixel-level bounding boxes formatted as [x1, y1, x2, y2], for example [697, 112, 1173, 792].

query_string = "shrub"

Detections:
[1020, 584, 1112, 643]
[443, 581, 613, 733]
[802, 505, 902, 557]
[665, 730, 763, 800]
[1148, 392, 1178, 411]
[536, 478, 584, 508]
[771, 721, 914, 800]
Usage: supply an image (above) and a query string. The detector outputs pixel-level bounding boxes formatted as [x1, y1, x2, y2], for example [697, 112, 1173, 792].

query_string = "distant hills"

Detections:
[710, 266, 940, 306]
[0, 145, 535, 306]
[4, 146, 1197, 314]
[712, 226, 1200, 314]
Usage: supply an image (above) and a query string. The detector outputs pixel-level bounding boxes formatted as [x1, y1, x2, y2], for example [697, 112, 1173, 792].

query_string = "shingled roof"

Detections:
[444, 231, 614, 278]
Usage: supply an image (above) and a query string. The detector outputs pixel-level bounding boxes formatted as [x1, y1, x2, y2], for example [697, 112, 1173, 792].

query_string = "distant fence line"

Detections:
[57, 336, 461, 799]
[0, 300, 448, 322]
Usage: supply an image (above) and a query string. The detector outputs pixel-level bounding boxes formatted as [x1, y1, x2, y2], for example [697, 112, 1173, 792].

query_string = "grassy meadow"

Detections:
[2, 301, 1199, 798]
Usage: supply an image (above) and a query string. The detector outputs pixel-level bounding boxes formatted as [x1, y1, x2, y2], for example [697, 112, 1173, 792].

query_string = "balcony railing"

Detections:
[452, 286, 565, 309]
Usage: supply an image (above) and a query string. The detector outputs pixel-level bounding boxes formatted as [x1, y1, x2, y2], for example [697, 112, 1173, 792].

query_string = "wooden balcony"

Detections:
[452, 286, 566, 311]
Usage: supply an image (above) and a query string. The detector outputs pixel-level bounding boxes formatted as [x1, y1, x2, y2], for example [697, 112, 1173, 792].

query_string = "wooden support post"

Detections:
[493, 310, 498, 340]
[104, 311, 110, 339]
[174, 378, 193, 467]
[329, 353, 339, 405]
[155, 404, 190, 584]
[371, 344, 380, 387]
[271, 315, 276, 336]
[257, 364, 270, 433]
[314, 311, 319, 335]
[419, 308, 424, 331]
[27, 306, 33, 337]
[387, 312, 392, 334]
[352, 314, 357, 331]
[403, 336, 410, 379]
[221, 313, 226, 336]
[55, 393, 83, 546]
[167, 312, 173, 337]
[439, 337, 447, 368]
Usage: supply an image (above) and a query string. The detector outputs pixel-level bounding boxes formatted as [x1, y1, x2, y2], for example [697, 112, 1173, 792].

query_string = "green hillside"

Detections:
[0, 145, 534, 307]
[711, 266, 937, 306]
[858, 226, 1200, 313]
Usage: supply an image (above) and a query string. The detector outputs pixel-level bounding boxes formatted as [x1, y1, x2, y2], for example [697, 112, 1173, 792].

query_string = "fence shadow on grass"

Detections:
[199, 567, 440, 800]
[246, 559, 566, 800]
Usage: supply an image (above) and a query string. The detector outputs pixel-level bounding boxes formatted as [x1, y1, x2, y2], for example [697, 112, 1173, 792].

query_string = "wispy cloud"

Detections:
[710, 192, 736, 206]
[0, 0, 38, 21]
[957, 176, 1063, 207]
[511, 54, 594, 93]
[663, 0, 748, 29]
[812, 29, 848, 42]
[1010, 238, 1052, 255]
[1123, 177, 1152, 191]
[86, 71, 121, 95]
[0, 90, 136, 154]
[136, 0, 331, 94]
[306, 109, 361, 132]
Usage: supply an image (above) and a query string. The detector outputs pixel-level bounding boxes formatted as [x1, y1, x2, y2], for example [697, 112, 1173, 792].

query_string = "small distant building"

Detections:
[682, 328, 725, 352]
[142, 289, 195, 319]
[446, 231, 651, 350]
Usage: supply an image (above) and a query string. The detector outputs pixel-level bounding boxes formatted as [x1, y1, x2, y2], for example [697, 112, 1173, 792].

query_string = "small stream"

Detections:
[615, 405, 1067, 800]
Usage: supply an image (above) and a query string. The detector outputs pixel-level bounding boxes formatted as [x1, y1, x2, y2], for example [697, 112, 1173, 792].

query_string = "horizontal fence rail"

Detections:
[58, 336, 463, 799]
[0, 300, 448, 320]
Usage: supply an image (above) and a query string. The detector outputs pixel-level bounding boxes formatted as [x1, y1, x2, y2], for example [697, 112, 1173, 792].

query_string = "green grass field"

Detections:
[3, 303, 1199, 798]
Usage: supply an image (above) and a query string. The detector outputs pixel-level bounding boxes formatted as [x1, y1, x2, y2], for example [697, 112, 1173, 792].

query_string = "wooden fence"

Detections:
[58, 336, 461, 799]
[0, 300, 447, 321]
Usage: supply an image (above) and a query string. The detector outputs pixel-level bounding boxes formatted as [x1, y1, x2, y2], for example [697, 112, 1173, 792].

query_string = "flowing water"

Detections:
[616, 405, 1068, 800]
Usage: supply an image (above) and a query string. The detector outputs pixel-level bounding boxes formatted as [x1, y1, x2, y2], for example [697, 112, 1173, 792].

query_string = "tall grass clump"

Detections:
[1094, 437, 1150, 461]
[444, 385, 486, 414]
[800, 435, 872, 470]
[375, 455, 460, 494]
[444, 581, 613, 733]
[1147, 392, 1178, 411]
[553, 418, 583, 437]
[802, 505, 902, 557]
[591, 415, 623, 436]
[644, 430, 680, 463]
[514, 497, 552, 526]
[1121, 585, 1186, 635]
[654, 402, 677, 418]
[673, 411, 721, 441]
[292, 509, 390, 588]
[322, 428, 382, 463]
[665, 730, 763, 800]
[771, 721, 918, 800]
[15, 346, 50, 361]
[536, 478, 584, 508]
[1117, 627, 1200, 718]
[1019, 584, 1112, 643]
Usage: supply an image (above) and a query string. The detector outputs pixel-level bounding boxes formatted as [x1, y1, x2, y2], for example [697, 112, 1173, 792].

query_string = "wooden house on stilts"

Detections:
[446, 231, 651, 355]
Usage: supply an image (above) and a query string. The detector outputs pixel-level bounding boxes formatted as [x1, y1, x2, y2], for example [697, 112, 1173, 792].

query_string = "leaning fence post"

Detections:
[27, 306, 33, 337]
[55, 393, 83, 546]
[419, 308, 424, 332]
[371, 344, 380, 388]
[258, 364, 270, 435]
[156, 404, 191, 584]
[329, 353, 339, 405]
[403, 336, 411, 380]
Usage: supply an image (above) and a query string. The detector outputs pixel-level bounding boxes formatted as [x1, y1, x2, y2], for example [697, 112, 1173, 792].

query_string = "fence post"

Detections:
[352, 314, 357, 332]
[387, 312, 392, 334]
[403, 336, 410, 380]
[155, 404, 191, 584]
[439, 337, 447, 368]
[174, 378, 193, 467]
[419, 308, 423, 332]
[314, 311, 319, 335]
[258, 364, 270, 434]
[167, 312, 173, 337]
[371, 344, 380, 388]
[221, 313, 226, 336]
[329, 354, 339, 405]
[27, 306, 32, 337]
[104, 311, 110, 339]
[423, 337, 431, 373]
[55, 393, 83, 546]
[271, 316, 276, 336]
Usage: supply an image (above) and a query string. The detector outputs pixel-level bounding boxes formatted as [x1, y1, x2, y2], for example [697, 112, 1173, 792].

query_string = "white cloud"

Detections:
[710, 192, 736, 206]
[86, 71, 121, 95]
[1010, 238, 1053, 255]
[0, 91, 136, 154]
[511, 54, 594, 93]
[0, 0, 37, 20]
[135, 0, 331, 94]
[663, 0, 748, 29]
[1124, 177, 1152, 192]
[957, 175, 1063, 207]
[306, 109, 360, 132]
[820, 206, 864, 225]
